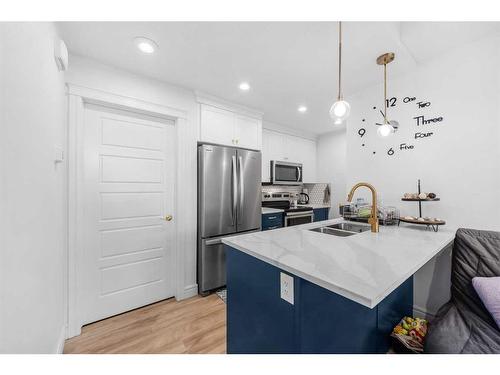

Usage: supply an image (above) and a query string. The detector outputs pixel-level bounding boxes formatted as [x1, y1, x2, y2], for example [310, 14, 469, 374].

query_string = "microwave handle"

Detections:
[297, 166, 302, 182]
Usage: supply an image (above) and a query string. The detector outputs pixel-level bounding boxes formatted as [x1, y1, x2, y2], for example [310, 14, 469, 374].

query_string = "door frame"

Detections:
[66, 84, 194, 338]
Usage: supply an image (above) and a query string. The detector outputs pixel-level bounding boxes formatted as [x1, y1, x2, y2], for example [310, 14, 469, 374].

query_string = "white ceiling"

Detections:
[58, 21, 500, 135]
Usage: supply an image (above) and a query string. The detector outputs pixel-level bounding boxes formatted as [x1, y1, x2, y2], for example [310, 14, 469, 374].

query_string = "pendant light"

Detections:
[376, 52, 396, 137]
[329, 21, 350, 124]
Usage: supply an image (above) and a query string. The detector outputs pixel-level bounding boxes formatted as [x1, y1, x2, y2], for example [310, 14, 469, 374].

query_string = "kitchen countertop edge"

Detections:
[222, 218, 455, 309]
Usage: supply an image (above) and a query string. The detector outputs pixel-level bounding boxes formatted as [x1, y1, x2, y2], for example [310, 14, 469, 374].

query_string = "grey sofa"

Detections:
[425, 228, 500, 353]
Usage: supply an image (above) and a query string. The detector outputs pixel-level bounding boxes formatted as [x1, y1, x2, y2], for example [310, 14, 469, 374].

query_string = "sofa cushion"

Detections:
[472, 277, 500, 329]
[451, 229, 500, 329]
[425, 228, 500, 353]
[425, 301, 500, 353]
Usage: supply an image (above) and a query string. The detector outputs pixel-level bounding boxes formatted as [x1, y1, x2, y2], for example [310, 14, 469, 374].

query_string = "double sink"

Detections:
[309, 222, 371, 237]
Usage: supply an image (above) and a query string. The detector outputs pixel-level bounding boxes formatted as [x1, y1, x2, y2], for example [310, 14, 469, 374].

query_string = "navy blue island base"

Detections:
[226, 245, 413, 354]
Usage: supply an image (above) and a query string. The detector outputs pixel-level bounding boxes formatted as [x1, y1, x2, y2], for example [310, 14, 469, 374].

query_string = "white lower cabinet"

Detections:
[262, 129, 317, 183]
[199, 103, 262, 150]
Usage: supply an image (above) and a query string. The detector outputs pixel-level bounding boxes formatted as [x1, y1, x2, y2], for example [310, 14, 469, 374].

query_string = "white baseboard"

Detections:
[413, 305, 436, 321]
[176, 284, 198, 301]
[55, 325, 66, 354]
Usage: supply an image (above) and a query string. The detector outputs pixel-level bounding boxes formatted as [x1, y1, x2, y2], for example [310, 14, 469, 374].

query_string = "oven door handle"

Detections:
[296, 166, 301, 182]
[285, 212, 314, 226]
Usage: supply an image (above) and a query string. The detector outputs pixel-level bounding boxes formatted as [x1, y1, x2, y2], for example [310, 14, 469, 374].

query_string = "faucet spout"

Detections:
[347, 182, 379, 233]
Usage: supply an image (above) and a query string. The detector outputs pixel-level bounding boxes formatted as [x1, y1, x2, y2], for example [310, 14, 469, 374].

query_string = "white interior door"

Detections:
[81, 103, 176, 325]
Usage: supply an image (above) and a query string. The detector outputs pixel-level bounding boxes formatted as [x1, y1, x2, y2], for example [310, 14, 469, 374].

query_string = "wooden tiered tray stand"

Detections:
[398, 179, 445, 232]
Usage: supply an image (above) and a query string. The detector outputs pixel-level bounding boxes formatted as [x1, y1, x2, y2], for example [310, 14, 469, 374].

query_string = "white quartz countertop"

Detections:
[222, 218, 455, 308]
[261, 207, 284, 214]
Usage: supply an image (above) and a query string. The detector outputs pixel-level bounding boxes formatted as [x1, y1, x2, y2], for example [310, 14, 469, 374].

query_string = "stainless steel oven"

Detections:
[271, 161, 303, 185]
[284, 210, 314, 226]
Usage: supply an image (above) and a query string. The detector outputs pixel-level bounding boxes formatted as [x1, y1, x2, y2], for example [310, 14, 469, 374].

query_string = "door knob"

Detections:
[165, 215, 173, 221]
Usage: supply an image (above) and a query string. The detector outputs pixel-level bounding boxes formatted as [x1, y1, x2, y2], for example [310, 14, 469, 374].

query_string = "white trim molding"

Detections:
[263, 120, 318, 141]
[195, 90, 263, 120]
[55, 325, 66, 354]
[413, 305, 436, 321]
[66, 83, 197, 338]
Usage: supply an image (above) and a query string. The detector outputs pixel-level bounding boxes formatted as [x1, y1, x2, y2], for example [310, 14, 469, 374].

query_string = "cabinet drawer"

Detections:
[262, 213, 283, 230]
[313, 208, 330, 222]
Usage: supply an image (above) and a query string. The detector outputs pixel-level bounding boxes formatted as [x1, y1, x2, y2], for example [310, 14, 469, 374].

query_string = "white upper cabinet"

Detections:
[200, 104, 235, 146]
[234, 114, 262, 150]
[197, 93, 263, 150]
[261, 129, 317, 183]
[262, 129, 284, 182]
[300, 137, 317, 183]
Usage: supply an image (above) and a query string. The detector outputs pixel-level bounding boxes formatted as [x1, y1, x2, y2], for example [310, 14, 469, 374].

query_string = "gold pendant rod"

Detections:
[384, 62, 387, 123]
[337, 21, 342, 101]
[376, 52, 394, 124]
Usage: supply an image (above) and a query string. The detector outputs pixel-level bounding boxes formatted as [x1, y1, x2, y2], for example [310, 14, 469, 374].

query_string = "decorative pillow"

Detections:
[472, 276, 500, 329]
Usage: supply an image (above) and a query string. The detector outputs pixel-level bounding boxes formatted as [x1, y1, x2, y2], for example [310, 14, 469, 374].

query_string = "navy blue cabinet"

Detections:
[313, 207, 329, 222]
[226, 246, 413, 354]
[261, 212, 283, 231]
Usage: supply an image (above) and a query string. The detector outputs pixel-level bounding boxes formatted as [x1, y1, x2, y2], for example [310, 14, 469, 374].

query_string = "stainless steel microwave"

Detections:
[270, 161, 303, 185]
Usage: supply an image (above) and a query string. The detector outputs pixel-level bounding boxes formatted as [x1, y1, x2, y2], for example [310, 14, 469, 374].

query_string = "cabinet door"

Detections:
[301, 138, 317, 183]
[234, 115, 261, 150]
[200, 104, 235, 146]
[266, 130, 286, 161]
[262, 129, 285, 182]
[283, 135, 304, 163]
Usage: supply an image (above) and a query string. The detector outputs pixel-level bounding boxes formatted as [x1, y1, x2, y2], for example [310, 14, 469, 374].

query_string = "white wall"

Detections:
[316, 127, 346, 218]
[0, 23, 67, 353]
[317, 35, 500, 317]
[65, 55, 199, 300]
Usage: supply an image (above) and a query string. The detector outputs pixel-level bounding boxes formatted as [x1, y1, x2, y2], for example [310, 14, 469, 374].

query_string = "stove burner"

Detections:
[262, 198, 313, 214]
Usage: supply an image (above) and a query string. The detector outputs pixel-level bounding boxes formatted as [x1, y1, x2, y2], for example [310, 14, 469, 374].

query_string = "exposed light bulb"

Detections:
[333, 118, 343, 125]
[377, 123, 394, 137]
[298, 105, 308, 113]
[330, 100, 351, 123]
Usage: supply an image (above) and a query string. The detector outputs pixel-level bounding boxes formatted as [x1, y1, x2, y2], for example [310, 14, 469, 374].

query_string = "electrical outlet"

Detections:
[280, 272, 294, 305]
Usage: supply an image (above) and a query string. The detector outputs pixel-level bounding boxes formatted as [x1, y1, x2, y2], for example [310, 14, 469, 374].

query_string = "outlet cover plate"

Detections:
[280, 272, 294, 305]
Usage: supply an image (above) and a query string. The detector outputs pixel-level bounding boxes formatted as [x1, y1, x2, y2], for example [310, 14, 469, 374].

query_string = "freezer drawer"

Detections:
[198, 237, 227, 294]
[198, 230, 260, 294]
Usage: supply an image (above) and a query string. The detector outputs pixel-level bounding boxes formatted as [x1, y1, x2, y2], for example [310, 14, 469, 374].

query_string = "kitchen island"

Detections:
[222, 218, 455, 354]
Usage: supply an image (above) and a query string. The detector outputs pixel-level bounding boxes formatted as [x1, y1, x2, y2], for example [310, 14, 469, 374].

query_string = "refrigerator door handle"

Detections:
[231, 155, 237, 225]
[238, 155, 244, 224]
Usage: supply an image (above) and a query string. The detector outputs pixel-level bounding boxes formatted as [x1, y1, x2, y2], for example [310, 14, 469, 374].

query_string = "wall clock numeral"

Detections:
[387, 148, 395, 156]
[385, 97, 397, 108]
[358, 128, 366, 137]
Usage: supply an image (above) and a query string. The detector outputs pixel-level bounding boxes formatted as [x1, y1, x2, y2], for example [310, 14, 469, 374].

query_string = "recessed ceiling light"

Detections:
[239, 82, 250, 91]
[134, 37, 158, 54]
[298, 105, 308, 113]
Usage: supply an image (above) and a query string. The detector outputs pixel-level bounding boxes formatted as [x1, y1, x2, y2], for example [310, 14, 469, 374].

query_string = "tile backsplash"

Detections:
[262, 183, 331, 206]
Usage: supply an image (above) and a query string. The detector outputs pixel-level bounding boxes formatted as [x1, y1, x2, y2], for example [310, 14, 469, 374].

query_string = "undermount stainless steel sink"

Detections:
[327, 222, 371, 233]
[309, 222, 371, 237]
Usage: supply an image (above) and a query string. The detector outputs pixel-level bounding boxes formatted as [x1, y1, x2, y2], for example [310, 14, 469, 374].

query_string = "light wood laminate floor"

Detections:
[64, 294, 226, 354]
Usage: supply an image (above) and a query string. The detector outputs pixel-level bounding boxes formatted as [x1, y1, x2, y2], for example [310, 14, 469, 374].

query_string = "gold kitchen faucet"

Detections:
[347, 182, 379, 233]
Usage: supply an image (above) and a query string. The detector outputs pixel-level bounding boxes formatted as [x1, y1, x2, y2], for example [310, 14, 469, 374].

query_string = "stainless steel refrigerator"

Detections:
[197, 144, 261, 295]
